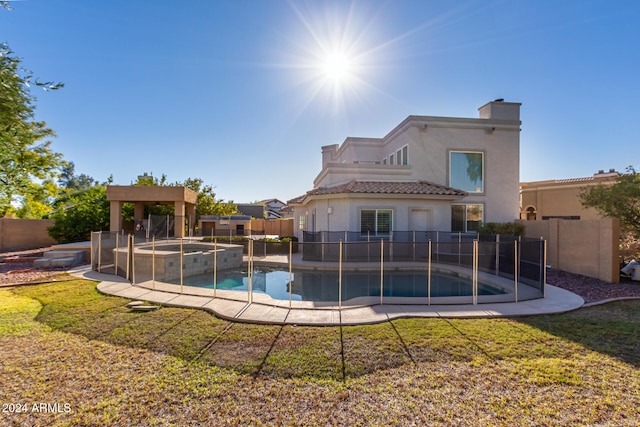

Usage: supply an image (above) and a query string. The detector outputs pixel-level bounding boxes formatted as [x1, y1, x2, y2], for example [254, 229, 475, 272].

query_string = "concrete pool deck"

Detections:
[70, 263, 585, 326]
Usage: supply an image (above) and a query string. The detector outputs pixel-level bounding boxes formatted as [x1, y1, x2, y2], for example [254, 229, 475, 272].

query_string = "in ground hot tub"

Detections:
[114, 241, 243, 282]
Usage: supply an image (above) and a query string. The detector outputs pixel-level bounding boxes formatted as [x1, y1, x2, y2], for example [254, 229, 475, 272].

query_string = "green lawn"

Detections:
[1, 279, 639, 426]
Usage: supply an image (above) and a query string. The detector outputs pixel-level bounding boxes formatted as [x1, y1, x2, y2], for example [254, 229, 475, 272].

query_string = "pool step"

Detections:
[32, 250, 85, 269]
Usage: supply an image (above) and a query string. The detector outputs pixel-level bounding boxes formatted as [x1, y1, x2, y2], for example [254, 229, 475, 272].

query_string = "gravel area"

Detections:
[0, 247, 69, 286]
[2, 248, 639, 303]
[546, 268, 640, 304]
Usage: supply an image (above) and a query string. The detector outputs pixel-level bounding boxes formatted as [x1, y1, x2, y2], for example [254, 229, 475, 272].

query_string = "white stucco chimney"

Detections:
[321, 144, 339, 168]
[478, 99, 521, 121]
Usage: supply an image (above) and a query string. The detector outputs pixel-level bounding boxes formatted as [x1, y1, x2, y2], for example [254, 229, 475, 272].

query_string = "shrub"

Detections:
[477, 222, 526, 237]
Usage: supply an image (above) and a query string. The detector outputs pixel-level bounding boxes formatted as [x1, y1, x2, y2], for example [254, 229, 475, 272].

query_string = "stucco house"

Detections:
[259, 198, 287, 219]
[520, 169, 619, 221]
[288, 100, 522, 240]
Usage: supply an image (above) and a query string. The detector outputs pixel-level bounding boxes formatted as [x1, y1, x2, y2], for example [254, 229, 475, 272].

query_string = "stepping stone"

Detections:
[126, 300, 146, 308]
[129, 305, 160, 312]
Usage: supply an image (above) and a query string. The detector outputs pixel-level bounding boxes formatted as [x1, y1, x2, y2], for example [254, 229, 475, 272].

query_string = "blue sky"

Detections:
[2, 0, 639, 203]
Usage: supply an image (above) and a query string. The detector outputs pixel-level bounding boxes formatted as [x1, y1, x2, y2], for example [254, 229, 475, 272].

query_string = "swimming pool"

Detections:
[173, 266, 506, 302]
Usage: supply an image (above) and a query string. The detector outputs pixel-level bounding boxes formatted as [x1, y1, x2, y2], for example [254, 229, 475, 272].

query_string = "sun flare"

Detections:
[274, 1, 402, 117]
[321, 51, 353, 83]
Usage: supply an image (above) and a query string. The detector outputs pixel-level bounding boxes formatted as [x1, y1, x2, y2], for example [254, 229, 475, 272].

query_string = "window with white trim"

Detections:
[451, 204, 483, 232]
[298, 214, 306, 230]
[361, 209, 392, 236]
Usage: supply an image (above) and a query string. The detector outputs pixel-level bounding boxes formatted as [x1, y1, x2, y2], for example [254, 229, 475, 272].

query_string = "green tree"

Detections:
[48, 184, 110, 243]
[179, 177, 238, 219]
[48, 166, 111, 243]
[24, 162, 98, 220]
[0, 43, 64, 217]
[58, 162, 96, 192]
[14, 179, 58, 218]
[579, 166, 640, 238]
[133, 172, 168, 187]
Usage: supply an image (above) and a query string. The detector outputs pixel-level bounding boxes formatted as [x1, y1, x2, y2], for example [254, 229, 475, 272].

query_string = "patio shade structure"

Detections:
[106, 185, 197, 238]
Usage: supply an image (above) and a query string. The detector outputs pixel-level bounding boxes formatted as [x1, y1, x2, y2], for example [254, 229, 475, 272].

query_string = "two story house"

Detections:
[288, 100, 522, 240]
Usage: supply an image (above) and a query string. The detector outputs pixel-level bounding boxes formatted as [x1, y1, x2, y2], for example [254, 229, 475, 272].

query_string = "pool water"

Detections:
[174, 266, 506, 302]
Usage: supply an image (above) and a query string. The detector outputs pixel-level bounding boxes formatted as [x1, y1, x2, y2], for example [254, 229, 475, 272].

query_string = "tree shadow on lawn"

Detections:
[13, 281, 640, 379]
[517, 300, 640, 368]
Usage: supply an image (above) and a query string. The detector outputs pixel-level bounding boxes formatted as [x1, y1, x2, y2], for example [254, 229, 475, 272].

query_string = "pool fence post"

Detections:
[97, 232, 102, 273]
[180, 237, 183, 294]
[473, 240, 478, 305]
[166, 215, 169, 240]
[339, 240, 343, 311]
[542, 238, 547, 298]
[152, 236, 156, 291]
[146, 214, 151, 241]
[125, 234, 131, 282]
[458, 232, 462, 265]
[344, 231, 348, 261]
[321, 232, 325, 262]
[436, 231, 440, 263]
[514, 239, 519, 303]
[495, 234, 500, 276]
[428, 240, 432, 306]
[380, 238, 384, 306]
[247, 239, 250, 303]
[213, 238, 217, 298]
[367, 230, 370, 262]
[115, 233, 119, 277]
[248, 239, 253, 303]
[131, 234, 136, 286]
[413, 230, 416, 262]
[289, 240, 293, 309]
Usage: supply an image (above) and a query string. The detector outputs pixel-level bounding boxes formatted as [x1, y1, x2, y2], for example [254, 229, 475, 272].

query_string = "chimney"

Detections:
[594, 169, 619, 178]
[478, 99, 521, 121]
[321, 144, 339, 168]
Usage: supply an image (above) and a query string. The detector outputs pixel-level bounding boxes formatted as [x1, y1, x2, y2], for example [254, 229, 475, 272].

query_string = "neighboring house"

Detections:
[520, 169, 619, 220]
[279, 204, 294, 219]
[259, 198, 287, 219]
[236, 203, 266, 219]
[199, 215, 252, 236]
[288, 100, 522, 240]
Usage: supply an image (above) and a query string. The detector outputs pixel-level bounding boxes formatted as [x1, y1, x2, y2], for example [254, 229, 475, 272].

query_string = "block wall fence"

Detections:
[519, 218, 620, 283]
[2, 217, 620, 284]
[0, 218, 57, 251]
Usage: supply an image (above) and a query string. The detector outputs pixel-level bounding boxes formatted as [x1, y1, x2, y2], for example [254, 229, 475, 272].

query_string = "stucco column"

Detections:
[174, 201, 186, 238]
[110, 201, 122, 233]
[133, 202, 145, 223]
[185, 203, 196, 236]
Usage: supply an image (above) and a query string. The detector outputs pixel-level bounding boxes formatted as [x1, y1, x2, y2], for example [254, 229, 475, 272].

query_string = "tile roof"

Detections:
[553, 177, 596, 184]
[286, 195, 307, 205]
[288, 180, 466, 204]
